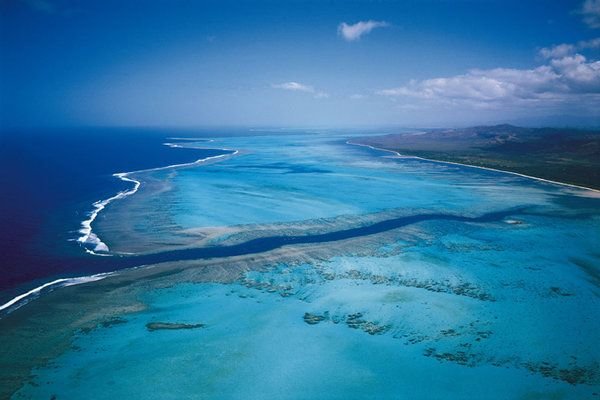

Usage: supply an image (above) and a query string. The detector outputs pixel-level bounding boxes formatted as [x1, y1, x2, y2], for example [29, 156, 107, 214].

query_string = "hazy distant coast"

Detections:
[355, 125, 600, 191]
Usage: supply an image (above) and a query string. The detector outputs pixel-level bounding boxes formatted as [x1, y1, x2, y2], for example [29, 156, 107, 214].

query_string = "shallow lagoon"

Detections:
[5, 131, 600, 399]
[95, 133, 564, 253]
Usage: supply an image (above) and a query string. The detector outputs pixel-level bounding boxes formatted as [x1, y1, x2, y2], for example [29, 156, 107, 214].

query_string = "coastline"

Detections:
[347, 141, 600, 195]
[2, 202, 599, 398]
[1, 134, 599, 399]
[76, 172, 141, 255]
[1, 143, 240, 315]
[0, 204, 524, 317]
[77, 143, 239, 255]
[0, 272, 113, 313]
[4, 136, 597, 318]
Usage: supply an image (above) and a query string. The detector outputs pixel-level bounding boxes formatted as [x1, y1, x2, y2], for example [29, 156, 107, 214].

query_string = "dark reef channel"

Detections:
[1, 207, 528, 311]
[104, 207, 526, 268]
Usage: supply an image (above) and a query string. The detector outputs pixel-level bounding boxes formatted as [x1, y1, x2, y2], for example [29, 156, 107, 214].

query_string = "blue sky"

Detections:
[1, 0, 599, 128]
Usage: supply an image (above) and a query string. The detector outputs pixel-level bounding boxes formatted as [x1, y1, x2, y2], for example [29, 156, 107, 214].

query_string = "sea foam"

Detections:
[0, 272, 113, 314]
[77, 141, 238, 255]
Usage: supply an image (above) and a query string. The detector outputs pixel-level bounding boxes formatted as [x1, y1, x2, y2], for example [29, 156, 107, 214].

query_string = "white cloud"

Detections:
[551, 54, 600, 89]
[539, 43, 576, 59]
[272, 81, 314, 92]
[338, 20, 389, 41]
[376, 52, 600, 110]
[272, 81, 329, 99]
[539, 37, 600, 58]
[580, 0, 600, 28]
[349, 94, 365, 99]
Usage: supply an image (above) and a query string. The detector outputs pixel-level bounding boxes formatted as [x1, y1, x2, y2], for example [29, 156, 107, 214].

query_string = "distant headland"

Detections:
[354, 124, 600, 191]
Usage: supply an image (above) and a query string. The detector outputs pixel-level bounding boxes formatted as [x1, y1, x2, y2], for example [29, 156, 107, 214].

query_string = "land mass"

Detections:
[356, 124, 600, 190]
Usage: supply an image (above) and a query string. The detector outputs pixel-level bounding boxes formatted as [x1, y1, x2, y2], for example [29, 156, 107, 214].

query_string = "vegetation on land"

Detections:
[358, 125, 600, 190]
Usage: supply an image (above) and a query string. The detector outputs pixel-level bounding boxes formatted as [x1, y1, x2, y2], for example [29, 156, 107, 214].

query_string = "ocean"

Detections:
[0, 129, 598, 399]
[0, 128, 230, 299]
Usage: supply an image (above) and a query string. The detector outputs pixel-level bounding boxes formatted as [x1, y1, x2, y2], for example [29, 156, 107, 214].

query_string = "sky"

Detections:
[1, 0, 600, 129]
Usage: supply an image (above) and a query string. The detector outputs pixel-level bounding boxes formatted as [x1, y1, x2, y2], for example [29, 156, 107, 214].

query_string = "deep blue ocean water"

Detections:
[0, 128, 228, 297]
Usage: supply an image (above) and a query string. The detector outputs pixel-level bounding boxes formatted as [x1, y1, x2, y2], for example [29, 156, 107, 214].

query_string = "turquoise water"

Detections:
[13, 132, 600, 399]
[163, 134, 555, 228]
[95, 133, 562, 252]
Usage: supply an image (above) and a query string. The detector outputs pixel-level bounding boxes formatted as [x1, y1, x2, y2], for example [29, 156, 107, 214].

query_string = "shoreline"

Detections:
[77, 172, 141, 255]
[4, 137, 597, 318]
[3, 142, 240, 316]
[1, 205, 525, 317]
[77, 143, 239, 255]
[0, 272, 113, 314]
[347, 141, 600, 194]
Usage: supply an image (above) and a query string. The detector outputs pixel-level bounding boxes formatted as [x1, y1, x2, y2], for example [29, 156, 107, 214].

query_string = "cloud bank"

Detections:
[377, 42, 600, 113]
[338, 20, 389, 41]
[539, 38, 600, 59]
